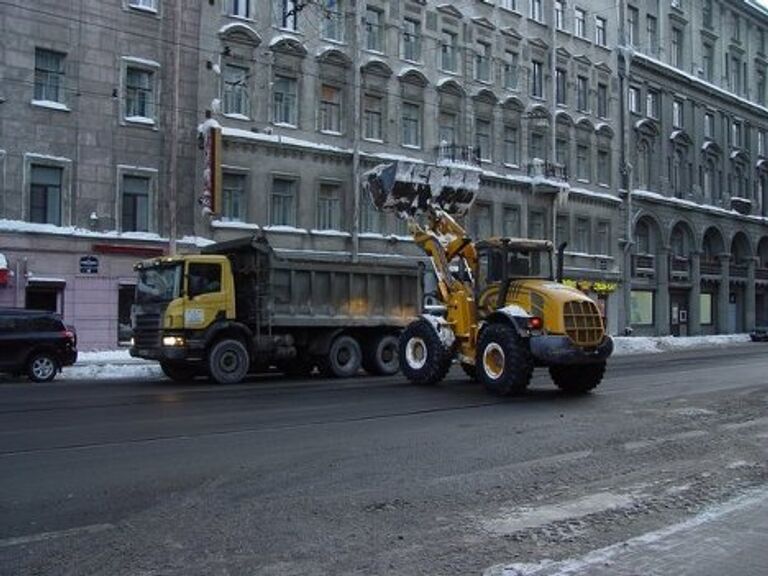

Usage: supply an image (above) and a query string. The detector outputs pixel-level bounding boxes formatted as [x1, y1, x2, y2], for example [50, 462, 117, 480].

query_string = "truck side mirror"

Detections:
[556, 242, 567, 283]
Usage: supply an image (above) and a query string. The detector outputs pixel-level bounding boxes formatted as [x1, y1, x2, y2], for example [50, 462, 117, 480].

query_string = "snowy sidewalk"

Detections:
[59, 334, 756, 381]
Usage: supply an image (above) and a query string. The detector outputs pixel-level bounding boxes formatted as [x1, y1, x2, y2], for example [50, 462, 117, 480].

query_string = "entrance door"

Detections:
[670, 291, 689, 337]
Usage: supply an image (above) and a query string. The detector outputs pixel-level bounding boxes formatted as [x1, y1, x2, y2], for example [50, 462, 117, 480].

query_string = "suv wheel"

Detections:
[28, 352, 59, 383]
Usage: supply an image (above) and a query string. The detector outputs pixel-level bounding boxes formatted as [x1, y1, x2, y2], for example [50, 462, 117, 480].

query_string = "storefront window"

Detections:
[700, 293, 713, 325]
[630, 290, 654, 325]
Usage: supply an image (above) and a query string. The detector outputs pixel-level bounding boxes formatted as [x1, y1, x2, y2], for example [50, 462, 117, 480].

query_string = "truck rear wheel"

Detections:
[160, 361, 199, 382]
[399, 319, 452, 386]
[322, 335, 362, 378]
[362, 334, 400, 376]
[208, 338, 250, 384]
[549, 362, 606, 394]
[476, 323, 532, 396]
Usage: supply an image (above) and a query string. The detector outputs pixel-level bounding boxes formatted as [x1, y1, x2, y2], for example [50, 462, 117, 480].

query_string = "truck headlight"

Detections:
[162, 335, 185, 347]
[130, 337, 135, 347]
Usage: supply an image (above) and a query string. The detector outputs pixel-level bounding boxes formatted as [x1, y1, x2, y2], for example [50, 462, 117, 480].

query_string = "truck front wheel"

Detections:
[399, 319, 452, 386]
[476, 323, 532, 396]
[549, 362, 606, 394]
[208, 338, 250, 384]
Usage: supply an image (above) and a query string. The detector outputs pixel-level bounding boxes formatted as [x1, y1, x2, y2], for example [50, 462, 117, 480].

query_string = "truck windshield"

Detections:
[507, 249, 553, 279]
[136, 264, 183, 304]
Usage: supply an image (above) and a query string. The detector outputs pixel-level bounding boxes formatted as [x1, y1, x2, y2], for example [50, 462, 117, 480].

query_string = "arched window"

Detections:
[636, 220, 650, 253]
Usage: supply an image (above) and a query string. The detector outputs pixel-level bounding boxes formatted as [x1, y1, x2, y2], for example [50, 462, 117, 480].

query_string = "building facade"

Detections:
[2, 0, 768, 349]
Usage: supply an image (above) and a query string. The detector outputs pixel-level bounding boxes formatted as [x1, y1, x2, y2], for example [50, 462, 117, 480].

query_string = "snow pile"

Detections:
[61, 363, 162, 380]
[612, 334, 751, 356]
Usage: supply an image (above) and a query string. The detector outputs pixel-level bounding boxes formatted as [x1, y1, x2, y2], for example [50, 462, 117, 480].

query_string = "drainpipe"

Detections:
[618, 0, 634, 335]
[351, 5, 362, 263]
[167, 0, 183, 255]
[550, 0, 558, 249]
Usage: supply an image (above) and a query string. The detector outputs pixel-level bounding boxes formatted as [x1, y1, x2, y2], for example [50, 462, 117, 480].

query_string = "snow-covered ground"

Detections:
[52, 334, 757, 381]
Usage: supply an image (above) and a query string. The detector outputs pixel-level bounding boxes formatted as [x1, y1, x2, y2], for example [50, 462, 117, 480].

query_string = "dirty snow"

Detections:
[612, 334, 751, 355]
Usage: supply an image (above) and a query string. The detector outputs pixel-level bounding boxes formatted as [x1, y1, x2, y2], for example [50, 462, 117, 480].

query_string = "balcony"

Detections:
[729, 263, 749, 277]
[731, 197, 752, 215]
[700, 259, 722, 275]
[527, 160, 569, 181]
[756, 267, 768, 280]
[632, 253, 655, 277]
[436, 143, 481, 167]
[669, 255, 689, 280]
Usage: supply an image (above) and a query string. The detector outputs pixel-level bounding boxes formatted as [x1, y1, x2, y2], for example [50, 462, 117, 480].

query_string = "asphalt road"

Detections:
[1, 343, 767, 575]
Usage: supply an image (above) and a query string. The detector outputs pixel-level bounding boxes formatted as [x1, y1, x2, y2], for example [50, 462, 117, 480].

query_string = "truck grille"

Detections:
[133, 313, 161, 348]
[563, 301, 604, 347]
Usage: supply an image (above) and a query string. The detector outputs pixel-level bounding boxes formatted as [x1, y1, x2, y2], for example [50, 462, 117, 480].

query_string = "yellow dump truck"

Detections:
[130, 235, 420, 383]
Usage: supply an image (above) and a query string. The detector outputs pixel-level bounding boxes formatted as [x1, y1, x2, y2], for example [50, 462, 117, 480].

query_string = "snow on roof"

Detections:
[197, 117, 222, 134]
[569, 187, 622, 204]
[221, 127, 353, 154]
[631, 189, 768, 223]
[121, 56, 160, 68]
[269, 33, 302, 48]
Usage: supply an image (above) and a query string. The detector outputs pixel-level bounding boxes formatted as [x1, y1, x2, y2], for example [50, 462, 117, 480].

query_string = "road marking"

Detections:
[0, 523, 114, 548]
[623, 429, 708, 451]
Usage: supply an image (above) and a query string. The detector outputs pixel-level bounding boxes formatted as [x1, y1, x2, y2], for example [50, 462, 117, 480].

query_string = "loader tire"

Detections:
[549, 361, 606, 394]
[208, 338, 250, 384]
[460, 362, 477, 381]
[160, 361, 200, 382]
[476, 323, 532, 396]
[321, 335, 362, 378]
[399, 319, 452, 386]
[362, 334, 400, 376]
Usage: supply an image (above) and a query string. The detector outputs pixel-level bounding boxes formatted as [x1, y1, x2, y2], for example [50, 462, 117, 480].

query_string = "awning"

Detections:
[27, 275, 67, 286]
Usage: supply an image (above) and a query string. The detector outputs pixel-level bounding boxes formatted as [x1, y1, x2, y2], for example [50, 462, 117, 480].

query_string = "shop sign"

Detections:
[79, 255, 100, 275]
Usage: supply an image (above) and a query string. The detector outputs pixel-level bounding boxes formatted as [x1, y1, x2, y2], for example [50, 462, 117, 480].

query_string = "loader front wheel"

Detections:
[208, 338, 250, 385]
[476, 323, 532, 396]
[399, 319, 452, 386]
[549, 362, 606, 394]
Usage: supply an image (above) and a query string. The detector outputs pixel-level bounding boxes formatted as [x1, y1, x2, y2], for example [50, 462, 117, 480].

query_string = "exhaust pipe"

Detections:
[556, 242, 567, 283]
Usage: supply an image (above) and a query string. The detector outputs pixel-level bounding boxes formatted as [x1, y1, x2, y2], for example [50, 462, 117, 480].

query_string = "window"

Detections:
[319, 84, 341, 133]
[731, 56, 743, 95]
[322, 0, 343, 41]
[595, 17, 606, 46]
[361, 194, 382, 232]
[504, 51, 519, 90]
[629, 86, 640, 113]
[703, 0, 713, 28]
[401, 102, 421, 147]
[503, 206, 520, 237]
[402, 18, 421, 62]
[273, 0, 297, 29]
[530, 132, 545, 161]
[316, 182, 341, 230]
[732, 13, 741, 42]
[475, 118, 491, 161]
[365, 8, 383, 52]
[702, 44, 713, 81]
[121, 175, 150, 232]
[501, 0, 517, 11]
[531, 60, 543, 98]
[700, 293, 713, 325]
[732, 121, 742, 148]
[672, 100, 683, 128]
[34, 48, 65, 103]
[438, 111, 457, 145]
[630, 290, 654, 325]
[129, 0, 157, 10]
[441, 31, 458, 73]
[273, 75, 297, 125]
[271, 178, 296, 226]
[575, 217, 590, 252]
[125, 67, 155, 120]
[757, 71, 766, 106]
[222, 173, 246, 222]
[575, 7, 586, 38]
[597, 149, 610, 185]
[704, 112, 714, 139]
[577, 76, 589, 111]
[759, 130, 766, 157]
[671, 28, 683, 69]
[473, 203, 493, 239]
[503, 126, 519, 165]
[556, 138, 569, 167]
[223, 65, 249, 116]
[529, 211, 546, 239]
[556, 69, 567, 105]
[475, 42, 492, 82]
[646, 15, 658, 55]
[597, 83, 608, 118]
[627, 6, 639, 46]
[30, 165, 62, 225]
[646, 89, 659, 119]
[229, 0, 250, 18]
[363, 94, 383, 141]
[531, 0, 543, 23]
[556, 215, 569, 246]
[577, 144, 589, 181]
[671, 150, 684, 197]
[188, 264, 222, 298]
[703, 160, 714, 202]
[597, 221, 610, 255]
[555, 1, 566, 30]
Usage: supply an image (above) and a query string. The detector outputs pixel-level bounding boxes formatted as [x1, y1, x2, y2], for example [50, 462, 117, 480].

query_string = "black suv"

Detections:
[0, 308, 78, 382]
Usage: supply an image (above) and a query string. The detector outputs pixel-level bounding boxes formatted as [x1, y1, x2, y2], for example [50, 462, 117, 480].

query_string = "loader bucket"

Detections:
[363, 161, 479, 217]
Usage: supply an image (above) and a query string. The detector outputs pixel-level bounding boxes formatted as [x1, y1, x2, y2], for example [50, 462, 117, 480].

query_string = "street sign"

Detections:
[79, 255, 99, 274]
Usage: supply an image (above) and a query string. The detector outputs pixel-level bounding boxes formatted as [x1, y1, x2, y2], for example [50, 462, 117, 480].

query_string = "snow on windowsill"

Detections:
[263, 225, 309, 234]
[24, 152, 72, 164]
[310, 229, 351, 237]
[210, 220, 259, 230]
[31, 100, 70, 112]
[121, 56, 160, 68]
[125, 116, 156, 126]
[223, 113, 251, 122]
[127, 4, 158, 15]
[221, 127, 353, 154]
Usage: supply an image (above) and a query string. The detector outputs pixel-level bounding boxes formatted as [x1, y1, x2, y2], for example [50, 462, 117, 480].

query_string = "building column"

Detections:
[718, 254, 731, 334]
[688, 251, 701, 335]
[746, 257, 757, 332]
[656, 248, 671, 335]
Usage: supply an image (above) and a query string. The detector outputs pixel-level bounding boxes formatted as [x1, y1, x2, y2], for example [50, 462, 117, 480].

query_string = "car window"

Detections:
[188, 263, 222, 298]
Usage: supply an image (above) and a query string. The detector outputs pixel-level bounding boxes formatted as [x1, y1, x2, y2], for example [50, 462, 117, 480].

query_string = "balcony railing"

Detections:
[700, 259, 722, 275]
[527, 160, 569, 181]
[669, 255, 689, 279]
[730, 263, 749, 277]
[756, 267, 768, 280]
[632, 253, 655, 277]
[436, 143, 481, 167]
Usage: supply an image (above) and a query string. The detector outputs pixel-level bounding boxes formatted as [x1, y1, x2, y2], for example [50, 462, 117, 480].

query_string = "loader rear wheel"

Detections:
[549, 362, 606, 394]
[362, 334, 400, 376]
[399, 319, 452, 386]
[322, 335, 362, 378]
[476, 323, 532, 396]
[208, 338, 250, 385]
[160, 361, 199, 382]
[460, 362, 477, 381]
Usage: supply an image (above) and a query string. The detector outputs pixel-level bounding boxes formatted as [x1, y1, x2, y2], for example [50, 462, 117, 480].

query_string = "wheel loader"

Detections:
[362, 161, 613, 395]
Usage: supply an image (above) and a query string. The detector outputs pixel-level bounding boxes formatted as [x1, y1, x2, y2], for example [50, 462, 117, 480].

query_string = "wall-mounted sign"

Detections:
[79, 255, 99, 274]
